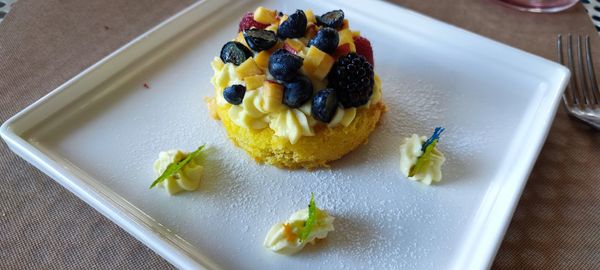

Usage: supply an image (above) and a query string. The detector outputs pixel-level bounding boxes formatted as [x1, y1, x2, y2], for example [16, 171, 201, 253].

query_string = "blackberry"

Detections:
[327, 53, 374, 108]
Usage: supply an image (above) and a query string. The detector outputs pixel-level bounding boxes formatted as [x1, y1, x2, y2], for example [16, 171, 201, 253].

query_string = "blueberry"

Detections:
[243, 29, 278, 52]
[307, 27, 339, 54]
[223, 84, 246, 105]
[283, 75, 313, 108]
[268, 49, 304, 82]
[220, 41, 253, 65]
[278, 10, 307, 39]
[316, 10, 344, 29]
[312, 88, 339, 123]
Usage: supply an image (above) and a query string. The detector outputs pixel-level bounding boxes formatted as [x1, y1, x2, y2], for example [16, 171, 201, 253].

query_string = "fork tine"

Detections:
[576, 35, 592, 105]
[584, 35, 600, 105]
[567, 34, 582, 105]
[558, 34, 575, 107]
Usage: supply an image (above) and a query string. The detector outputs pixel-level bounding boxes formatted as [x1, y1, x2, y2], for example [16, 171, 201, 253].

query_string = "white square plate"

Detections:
[1, 0, 569, 269]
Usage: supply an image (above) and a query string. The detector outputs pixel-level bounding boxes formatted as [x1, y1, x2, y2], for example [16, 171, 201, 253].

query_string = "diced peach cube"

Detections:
[284, 39, 305, 54]
[253, 7, 278, 24]
[305, 23, 318, 40]
[254, 51, 270, 70]
[265, 23, 278, 33]
[279, 14, 289, 25]
[235, 58, 262, 79]
[305, 9, 316, 23]
[338, 29, 356, 52]
[302, 46, 334, 80]
[244, 74, 266, 90]
[342, 19, 349, 29]
[236, 31, 250, 48]
[313, 54, 334, 80]
[262, 81, 284, 112]
[306, 46, 327, 66]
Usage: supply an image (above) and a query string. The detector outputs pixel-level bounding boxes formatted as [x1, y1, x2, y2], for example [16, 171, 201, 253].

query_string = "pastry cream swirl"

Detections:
[269, 109, 315, 144]
[264, 207, 334, 255]
[399, 134, 446, 185]
[153, 150, 204, 195]
[228, 90, 269, 129]
[210, 57, 383, 144]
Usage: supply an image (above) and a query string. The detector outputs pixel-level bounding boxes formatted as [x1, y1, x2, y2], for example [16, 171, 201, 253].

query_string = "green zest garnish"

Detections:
[149, 145, 205, 189]
[421, 127, 444, 152]
[409, 127, 444, 177]
[299, 193, 317, 242]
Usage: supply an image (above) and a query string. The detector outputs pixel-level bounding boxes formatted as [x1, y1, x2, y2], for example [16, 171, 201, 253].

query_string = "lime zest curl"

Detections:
[409, 127, 444, 177]
[299, 193, 317, 242]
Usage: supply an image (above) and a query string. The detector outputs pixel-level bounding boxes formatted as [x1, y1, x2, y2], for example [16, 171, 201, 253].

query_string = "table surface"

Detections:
[1, 0, 599, 269]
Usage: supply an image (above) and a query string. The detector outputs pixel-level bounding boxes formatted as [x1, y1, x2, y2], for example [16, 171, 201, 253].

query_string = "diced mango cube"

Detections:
[313, 54, 334, 80]
[262, 81, 284, 112]
[244, 74, 266, 90]
[235, 58, 263, 79]
[338, 29, 356, 52]
[265, 23, 278, 33]
[305, 23, 318, 40]
[284, 39, 304, 53]
[253, 7, 278, 24]
[305, 9, 316, 23]
[279, 15, 289, 25]
[306, 46, 327, 66]
[342, 19, 349, 29]
[302, 46, 334, 80]
[254, 51, 270, 70]
[301, 61, 317, 76]
[236, 32, 249, 48]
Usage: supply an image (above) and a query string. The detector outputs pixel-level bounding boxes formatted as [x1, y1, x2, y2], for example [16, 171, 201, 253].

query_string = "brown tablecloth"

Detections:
[0, 0, 598, 269]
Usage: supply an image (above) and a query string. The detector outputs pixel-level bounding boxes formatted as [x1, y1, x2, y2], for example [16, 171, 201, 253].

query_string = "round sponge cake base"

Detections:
[216, 102, 386, 169]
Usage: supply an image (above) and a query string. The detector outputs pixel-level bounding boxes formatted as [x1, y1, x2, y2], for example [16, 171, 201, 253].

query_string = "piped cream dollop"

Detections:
[269, 109, 315, 144]
[153, 150, 204, 195]
[327, 106, 357, 128]
[264, 208, 334, 255]
[399, 134, 445, 185]
[211, 57, 244, 107]
[228, 90, 269, 129]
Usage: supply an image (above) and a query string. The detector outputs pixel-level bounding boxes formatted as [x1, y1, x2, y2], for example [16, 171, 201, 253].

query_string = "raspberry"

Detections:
[353, 36, 374, 66]
[328, 53, 374, 108]
[238, 12, 269, 32]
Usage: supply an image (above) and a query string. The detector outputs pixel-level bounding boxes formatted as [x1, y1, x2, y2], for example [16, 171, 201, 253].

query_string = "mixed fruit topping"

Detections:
[218, 7, 376, 123]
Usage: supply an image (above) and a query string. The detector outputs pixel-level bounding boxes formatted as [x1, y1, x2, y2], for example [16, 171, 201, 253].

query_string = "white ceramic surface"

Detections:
[1, 0, 570, 269]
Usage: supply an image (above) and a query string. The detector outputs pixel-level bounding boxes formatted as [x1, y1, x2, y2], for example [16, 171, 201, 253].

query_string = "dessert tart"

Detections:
[206, 7, 385, 169]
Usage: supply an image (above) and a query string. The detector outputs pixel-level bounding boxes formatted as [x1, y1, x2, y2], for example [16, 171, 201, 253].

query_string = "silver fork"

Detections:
[556, 34, 600, 129]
